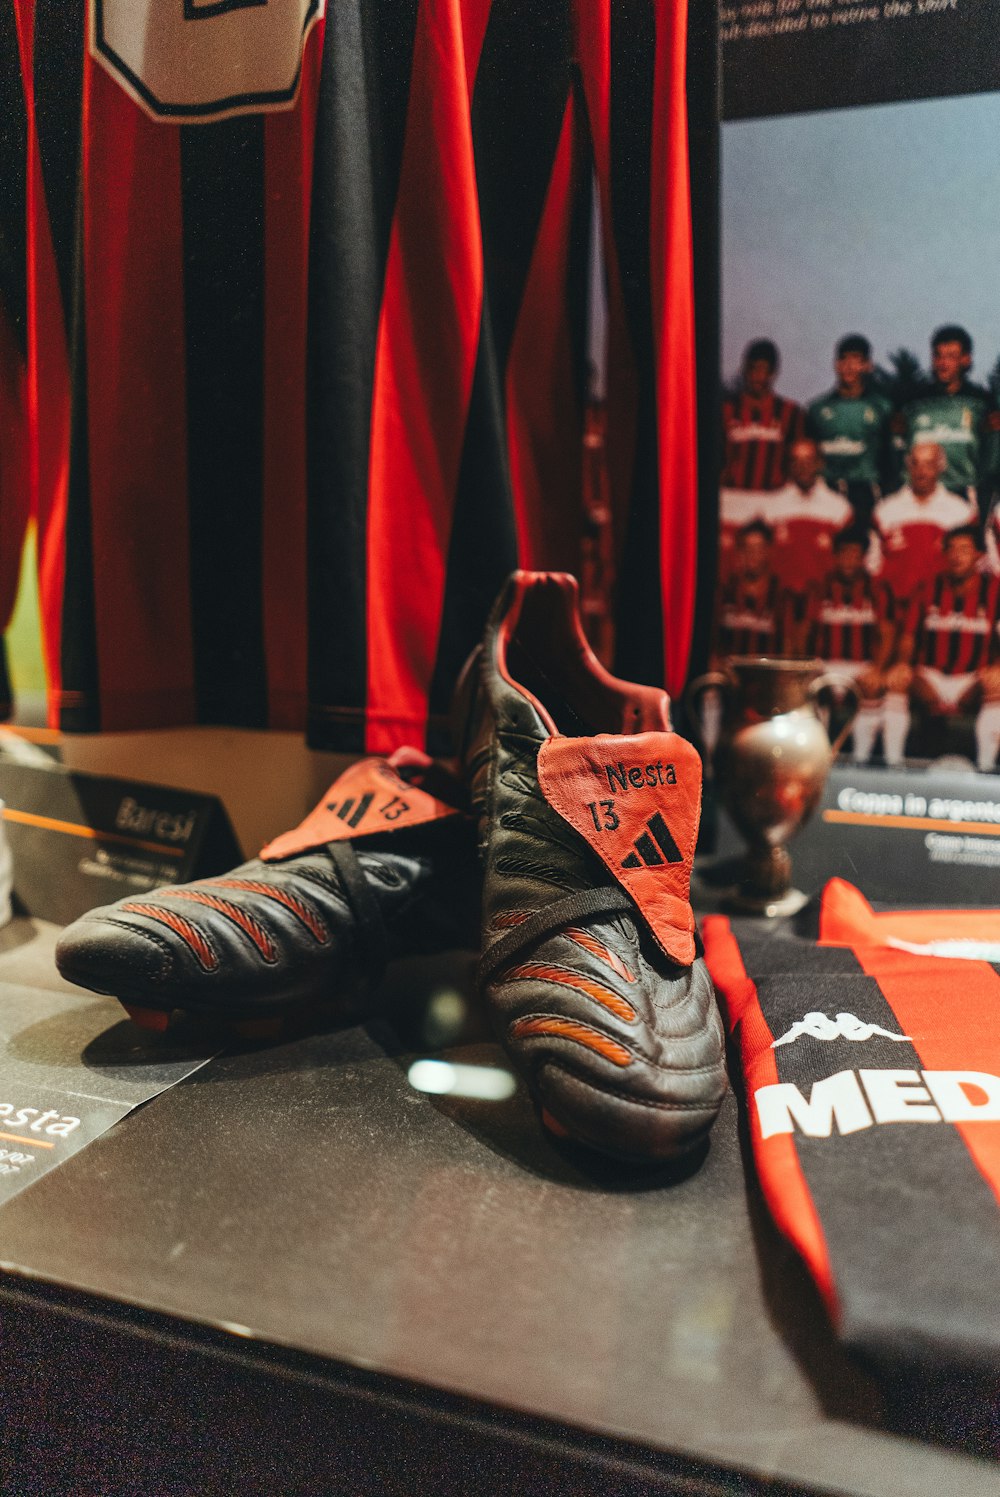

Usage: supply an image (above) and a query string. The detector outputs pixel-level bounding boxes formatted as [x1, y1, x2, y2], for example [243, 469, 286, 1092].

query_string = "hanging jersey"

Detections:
[806, 573, 892, 665]
[762, 481, 852, 594]
[703, 881, 1000, 1378]
[572, 0, 701, 706]
[806, 387, 893, 488]
[19, 0, 326, 733]
[869, 485, 977, 600]
[907, 571, 1000, 676]
[901, 381, 999, 499]
[721, 391, 805, 493]
[714, 572, 790, 658]
[20, 1, 700, 752]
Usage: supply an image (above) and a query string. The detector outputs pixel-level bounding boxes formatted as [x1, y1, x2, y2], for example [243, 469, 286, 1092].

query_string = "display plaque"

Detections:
[0, 758, 241, 925]
[712, 764, 1000, 905]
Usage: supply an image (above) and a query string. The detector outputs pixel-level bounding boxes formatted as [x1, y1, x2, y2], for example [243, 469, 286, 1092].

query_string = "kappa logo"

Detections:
[771, 1011, 911, 1048]
[621, 812, 683, 870]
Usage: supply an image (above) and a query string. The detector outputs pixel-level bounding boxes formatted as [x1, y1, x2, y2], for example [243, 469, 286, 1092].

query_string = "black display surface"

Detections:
[0, 922, 995, 1494]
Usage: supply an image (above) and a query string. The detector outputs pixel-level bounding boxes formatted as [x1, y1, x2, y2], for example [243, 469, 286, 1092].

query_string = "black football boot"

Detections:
[55, 750, 479, 1034]
[454, 571, 727, 1163]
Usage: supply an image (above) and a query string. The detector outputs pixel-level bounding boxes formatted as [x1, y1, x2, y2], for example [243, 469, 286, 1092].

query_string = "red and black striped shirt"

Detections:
[715, 572, 790, 658]
[721, 391, 805, 492]
[703, 881, 1000, 1379]
[806, 573, 892, 665]
[909, 572, 1000, 675]
[15, 0, 702, 752]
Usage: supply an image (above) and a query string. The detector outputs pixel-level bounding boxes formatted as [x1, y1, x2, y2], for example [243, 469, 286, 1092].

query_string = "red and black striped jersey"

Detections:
[17, 0, 326, 734]
[714, 572, 790, 658]
[704, 880, 1000, 1378]
[14, 0, 701, 752]
[806, 573, 892, 665]
[721, 391, 805, 492]
[908, 572, 1000, 675]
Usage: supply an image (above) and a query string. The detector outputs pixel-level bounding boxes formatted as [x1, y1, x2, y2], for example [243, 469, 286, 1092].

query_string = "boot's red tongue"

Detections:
[537, 732, 702, 965]
[260, 755, 459, 861]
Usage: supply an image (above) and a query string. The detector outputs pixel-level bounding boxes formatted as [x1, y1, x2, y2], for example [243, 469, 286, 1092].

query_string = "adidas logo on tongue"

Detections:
[621, 812, 683, 869]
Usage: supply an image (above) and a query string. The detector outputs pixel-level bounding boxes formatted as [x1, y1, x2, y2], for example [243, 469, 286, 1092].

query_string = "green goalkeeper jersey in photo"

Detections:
[807, 388, 893, 487]
[901, 382, 999, 497]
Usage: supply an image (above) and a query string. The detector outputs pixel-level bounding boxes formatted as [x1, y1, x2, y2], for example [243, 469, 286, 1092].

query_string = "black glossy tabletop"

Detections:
[0, 919, 995, 1496]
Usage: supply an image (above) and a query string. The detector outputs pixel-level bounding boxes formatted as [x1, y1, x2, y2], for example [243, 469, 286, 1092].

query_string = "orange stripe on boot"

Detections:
[563, 926, 636, 983]
[160, 889, 277, 962]
[213, 879, 329, 944]
[120, 904, 218, 973]
[509, 1014, 633, 1066]
[506, 963, 636, 1023]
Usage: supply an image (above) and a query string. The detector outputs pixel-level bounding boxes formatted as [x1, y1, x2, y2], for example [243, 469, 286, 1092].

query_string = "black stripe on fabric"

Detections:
[466, 0, 573, 376]
[33, 0, 98, 729]
[727, 918, 862, 979]
[742, 946, 1000, 1375]
[974, 574, 990, 671]
[0, 5, 27, 352]
[686, 0, 720, 681]
[945, 583, 963, 675]
[426, 0, 575, 747]
[566, 70, 593, 420]
[425, 329, 514, 756]
[180, 118, 267, 727]
[306, 0, 420, 753]
[608, 0, 662, 690]
[59, 291, 101, 733]
[33, 0, 85, 338]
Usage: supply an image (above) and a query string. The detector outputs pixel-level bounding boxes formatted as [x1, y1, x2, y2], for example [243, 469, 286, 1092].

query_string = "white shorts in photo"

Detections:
[822, 660, 871, 698]
[915, 667, 977, 709]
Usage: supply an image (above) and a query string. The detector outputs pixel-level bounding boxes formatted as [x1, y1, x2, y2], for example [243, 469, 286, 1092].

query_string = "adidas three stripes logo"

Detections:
[621, 812, 683, 869]
[325, 793, 374, 828]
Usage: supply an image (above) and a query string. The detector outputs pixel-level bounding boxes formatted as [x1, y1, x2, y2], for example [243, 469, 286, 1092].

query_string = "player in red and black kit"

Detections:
[895, 525, 1000, 770]
[712, 520, 792, 661]
[719, 340, 806, 585]
[722, 338, 806, 493]
[701, 519, 792, 757]
[802, 524, 896, 764]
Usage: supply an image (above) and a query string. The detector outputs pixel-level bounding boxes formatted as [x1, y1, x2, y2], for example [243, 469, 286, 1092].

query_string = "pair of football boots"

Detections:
[56, 573, 726, 1163]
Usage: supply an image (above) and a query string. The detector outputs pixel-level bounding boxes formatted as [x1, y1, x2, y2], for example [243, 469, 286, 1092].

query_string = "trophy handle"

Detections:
[683, 671, 733, 759]
[808, 672, 861, 756]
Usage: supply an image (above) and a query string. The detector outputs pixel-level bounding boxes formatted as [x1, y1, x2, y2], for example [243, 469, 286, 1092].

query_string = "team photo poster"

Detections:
[719, 6, 1000, 773]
